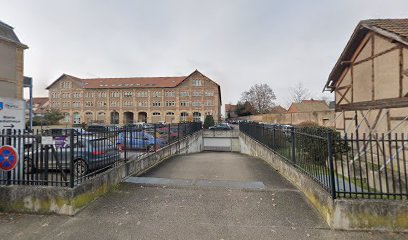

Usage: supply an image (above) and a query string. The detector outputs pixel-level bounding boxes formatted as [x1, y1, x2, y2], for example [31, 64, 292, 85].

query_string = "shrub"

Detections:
[295, 121, 348, 165]
[203, 115, 215, 129]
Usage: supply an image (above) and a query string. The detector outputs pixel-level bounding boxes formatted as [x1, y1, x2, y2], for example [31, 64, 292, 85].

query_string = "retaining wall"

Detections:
[0, 131, 203, 215]
[239, 132, 408, 231]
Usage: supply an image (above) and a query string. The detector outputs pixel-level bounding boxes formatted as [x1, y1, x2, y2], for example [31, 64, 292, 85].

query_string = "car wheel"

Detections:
[73, 159, 88, 178]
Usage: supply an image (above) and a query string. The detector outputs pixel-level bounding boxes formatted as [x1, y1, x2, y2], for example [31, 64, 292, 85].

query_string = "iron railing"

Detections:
[0, 122, 202, 187]
[240, 122, 408, 200]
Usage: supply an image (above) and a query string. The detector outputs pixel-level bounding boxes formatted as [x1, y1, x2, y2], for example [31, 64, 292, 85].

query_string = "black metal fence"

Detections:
[0, 122, 202, 187]
[240, 122, 408, 200]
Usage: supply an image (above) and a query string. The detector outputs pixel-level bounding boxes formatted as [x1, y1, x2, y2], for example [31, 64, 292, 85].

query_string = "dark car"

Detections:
[209, 123, 234, 130]
[87, 125, 109, 133]
[25, 137, 120, 177]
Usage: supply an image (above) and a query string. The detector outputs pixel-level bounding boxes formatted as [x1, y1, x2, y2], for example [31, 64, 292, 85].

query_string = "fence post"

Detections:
[291, 127, 296, 164]
[177, 123, 180, 140]
[327, 131, 336, 199]
[124, 128, 127, 160]
[154, 124, 157, 152]
[69, 129, 74, 188]
[272, 125, 276, 150]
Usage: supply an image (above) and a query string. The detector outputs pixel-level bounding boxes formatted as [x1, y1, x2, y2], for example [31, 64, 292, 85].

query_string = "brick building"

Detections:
[46, 70, 221, 124]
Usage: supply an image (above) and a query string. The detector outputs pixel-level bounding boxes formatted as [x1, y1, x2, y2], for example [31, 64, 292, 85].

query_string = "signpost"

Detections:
[0, 97, 25, 130]
[0, 97, 25, 181]
[0, 145, 19, 171]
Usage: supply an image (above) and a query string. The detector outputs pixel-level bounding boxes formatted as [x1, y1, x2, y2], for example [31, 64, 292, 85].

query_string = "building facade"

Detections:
[46, 70, 221, 124]
[324, 19, 408, 134]
[0, 20, 28, 99]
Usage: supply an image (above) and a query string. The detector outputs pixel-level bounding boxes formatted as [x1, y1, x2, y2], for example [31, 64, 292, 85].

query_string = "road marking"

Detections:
[125, 177, 266, 190]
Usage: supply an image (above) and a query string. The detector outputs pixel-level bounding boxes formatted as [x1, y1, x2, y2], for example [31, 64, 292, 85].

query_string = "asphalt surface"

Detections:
[0, 152, 406, 240]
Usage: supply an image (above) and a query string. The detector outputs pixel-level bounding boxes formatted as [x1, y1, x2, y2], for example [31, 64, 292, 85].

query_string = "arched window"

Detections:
[166, 112, 175, 116]
[193, 112, 201, 122]
[73, 112, 81, 124]
[180, 112, 189, 122]
[63, 112, 70, 122]
[152, 112, 161, 116]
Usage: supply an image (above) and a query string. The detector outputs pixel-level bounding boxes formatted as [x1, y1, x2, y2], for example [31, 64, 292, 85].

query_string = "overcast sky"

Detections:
[1, 0, 408, 109]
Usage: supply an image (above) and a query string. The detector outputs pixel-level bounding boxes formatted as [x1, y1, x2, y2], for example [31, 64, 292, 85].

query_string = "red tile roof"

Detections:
[81, 76, 187, 89]
[288, 100, 329, 113]
[26, 97, 49, 106]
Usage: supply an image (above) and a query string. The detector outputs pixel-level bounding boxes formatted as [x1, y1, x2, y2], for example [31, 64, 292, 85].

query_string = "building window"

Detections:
[152, 101, 161, 107]
[165, 101, 175, 107]
[73, 102, 81, 108]
[205, 111, 212, 116]
[72, 92, 82, 98]
[123, 101, 133, 107]
[61, 81, 72, 89]
[111, 91, 120, 98]
[110, 101, 120, 107]
[123, 91, 133, 97]
[97, 91, 107, 98]
[205, 91, 214, 96]
[192, 102, 202, 107]
[51, 92, 60, 98]
[204, 100, 213, 106]
[152, 91, 162, 97]
[97, 101, 107, 107]
[193, 112, 201, 122]
[192, 79, 202, 86]
[180, 101, 189, 107]
[85, 101, 94, 107]
[180, 112, 189, 122]
[63, 112, 70, 122]
[62, 102, 70, 108]
[61, 93, 70, 99]
[84, 92, 95, 98]
[136, 91, 148, 97]
[192, 91, 203, 97]
[152, 112, 161, 116]
[85, 112, 93, 122]
[180, 91, 189, 97]
[138, 101, 148, 107]
[52, 102, 61, 108]
[166, 112, 175, 116]
[165, 91, 175, 97]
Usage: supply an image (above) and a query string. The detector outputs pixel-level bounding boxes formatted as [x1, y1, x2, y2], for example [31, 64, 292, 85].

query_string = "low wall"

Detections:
[202, 130, 240, 152]
[0, 131, 203, 215]
[236, 110, 335, 126]
[239, 132, 408, 231]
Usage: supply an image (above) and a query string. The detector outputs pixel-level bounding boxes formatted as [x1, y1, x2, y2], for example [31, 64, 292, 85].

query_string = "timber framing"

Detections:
[336, 97, 408, 111]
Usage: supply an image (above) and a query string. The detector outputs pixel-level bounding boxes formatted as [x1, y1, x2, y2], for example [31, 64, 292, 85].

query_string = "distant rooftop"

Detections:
[0, 19, 28, 48]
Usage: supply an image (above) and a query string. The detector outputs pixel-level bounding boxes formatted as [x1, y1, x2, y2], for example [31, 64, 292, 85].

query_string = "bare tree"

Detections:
[241, 83, 276, 114]
[289, 82, 310, 103]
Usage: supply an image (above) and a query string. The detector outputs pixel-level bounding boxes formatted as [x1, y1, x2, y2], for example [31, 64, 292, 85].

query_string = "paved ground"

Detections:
[0, 152, 406, 240]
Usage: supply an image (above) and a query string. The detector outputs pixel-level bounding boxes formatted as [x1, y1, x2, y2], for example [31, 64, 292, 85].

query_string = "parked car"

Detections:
[122, 123, 143, 131]
[24, 137, 120, 177]
[142, 123, 155, 130]
[87, 125, 109, 133]
[209, 123, 234, 130]
[23, 129, 37, 148]
[42, 128, 93, 137]
[72, 127, 92, 135]
[116, 131, 165, 151]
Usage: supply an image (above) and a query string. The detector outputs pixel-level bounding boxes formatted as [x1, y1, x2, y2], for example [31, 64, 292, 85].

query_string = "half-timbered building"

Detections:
[324, 19, 408, 134]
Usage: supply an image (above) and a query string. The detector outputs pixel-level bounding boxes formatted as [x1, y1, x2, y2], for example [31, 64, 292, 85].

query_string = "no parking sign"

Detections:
[0, 145, 19, 171]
